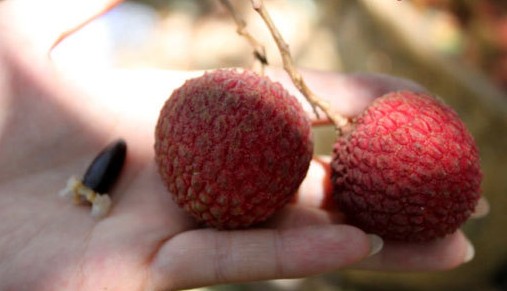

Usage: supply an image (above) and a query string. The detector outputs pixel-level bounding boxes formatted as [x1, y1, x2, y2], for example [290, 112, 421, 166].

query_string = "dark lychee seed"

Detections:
[155, 69, 313, 229]
[83, 139, 127, 194]
[332, 91, 482, 242]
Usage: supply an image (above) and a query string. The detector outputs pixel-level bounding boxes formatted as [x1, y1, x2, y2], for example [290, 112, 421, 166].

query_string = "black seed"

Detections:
[82, 139, 127, 194]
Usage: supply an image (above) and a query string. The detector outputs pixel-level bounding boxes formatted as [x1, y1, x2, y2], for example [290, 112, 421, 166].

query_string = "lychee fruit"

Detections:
[155, 69, 313, 229]
[331, 90, 481, 242]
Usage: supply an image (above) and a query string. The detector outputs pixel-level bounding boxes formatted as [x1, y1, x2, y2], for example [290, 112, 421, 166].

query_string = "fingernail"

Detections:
[464, 240, 475, 263]
[470, 197, 489, 219]
[367, 234, 384, 257]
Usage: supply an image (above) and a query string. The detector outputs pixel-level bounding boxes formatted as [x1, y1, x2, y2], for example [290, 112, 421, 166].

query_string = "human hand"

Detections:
[0, 1, 486, 290]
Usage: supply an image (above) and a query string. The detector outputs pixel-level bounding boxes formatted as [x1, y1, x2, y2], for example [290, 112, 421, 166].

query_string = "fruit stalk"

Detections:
[249, 0, 349, 133]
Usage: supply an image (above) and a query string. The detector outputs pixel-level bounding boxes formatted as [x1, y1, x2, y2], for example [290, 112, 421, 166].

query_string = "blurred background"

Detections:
[52, 0, 507, 290]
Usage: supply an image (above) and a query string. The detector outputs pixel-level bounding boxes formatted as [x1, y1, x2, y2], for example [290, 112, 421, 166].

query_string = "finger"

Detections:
[0, 0, 122, 53]
[295, 155, 337, 211]
[148, 225, 378, 290]
[354, 230, 474, 271]
[262, 204, 345, 229]
[471, 197, 489, 218]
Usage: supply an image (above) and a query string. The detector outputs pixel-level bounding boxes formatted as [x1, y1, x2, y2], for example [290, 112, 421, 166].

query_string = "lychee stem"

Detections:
[250, 0, 349, 133]
[219, 0, 268, 74]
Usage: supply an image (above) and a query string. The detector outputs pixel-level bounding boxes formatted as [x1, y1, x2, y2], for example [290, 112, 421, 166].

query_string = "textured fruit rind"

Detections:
[332, 91, 482, 242]
[155, 69, 313, 229]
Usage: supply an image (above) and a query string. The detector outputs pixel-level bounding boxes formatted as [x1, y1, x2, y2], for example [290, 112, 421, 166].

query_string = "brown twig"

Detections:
[219, 0, 268, 73]
[50, 0, 124, 53]
[250, 0, 349, 133]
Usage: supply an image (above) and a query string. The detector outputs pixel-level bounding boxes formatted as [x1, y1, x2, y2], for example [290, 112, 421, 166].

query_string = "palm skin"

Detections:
[0, 51, 372, 290]
[0, 1, 481, 290]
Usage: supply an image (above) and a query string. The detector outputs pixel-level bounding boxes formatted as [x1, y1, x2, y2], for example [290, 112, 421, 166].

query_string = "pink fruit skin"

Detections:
[155, 69, 313, 229]
[332, 91, 482, 242]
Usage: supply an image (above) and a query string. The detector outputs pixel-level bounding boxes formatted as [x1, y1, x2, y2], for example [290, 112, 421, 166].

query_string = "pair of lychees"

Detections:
[154, 69, 481, 242]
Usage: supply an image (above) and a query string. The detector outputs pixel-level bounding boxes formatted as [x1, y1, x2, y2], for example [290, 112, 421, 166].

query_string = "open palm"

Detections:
[0, 1, 479, 290]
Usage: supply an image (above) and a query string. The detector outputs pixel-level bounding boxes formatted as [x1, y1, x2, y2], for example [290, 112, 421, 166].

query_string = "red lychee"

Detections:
[331, 91, 482, 242]
[155, 69, 313, 229]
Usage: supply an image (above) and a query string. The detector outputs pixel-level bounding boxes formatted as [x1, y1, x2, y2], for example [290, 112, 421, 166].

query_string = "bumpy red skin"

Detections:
[155, 69, 313, 229]
[332, 91, 482, 242]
